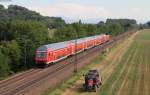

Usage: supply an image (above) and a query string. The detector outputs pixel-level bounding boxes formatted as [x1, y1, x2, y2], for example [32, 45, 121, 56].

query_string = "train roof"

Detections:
[83, 34, 105, 41]
[70, 37, 86, 44]
[37, 41, 71, 51]
[37, 34, 107, 51]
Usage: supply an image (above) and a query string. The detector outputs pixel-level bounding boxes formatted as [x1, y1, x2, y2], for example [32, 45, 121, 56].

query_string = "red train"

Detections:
[35, 34, 110, 65]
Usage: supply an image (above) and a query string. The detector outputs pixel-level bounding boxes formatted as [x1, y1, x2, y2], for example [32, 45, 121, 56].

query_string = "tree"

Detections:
[86, 24, 96, 36]
[9, 20, 49, 67]
[53, 25, 76, 42]
[147, 21, 150, 27]
[7, 5, 66, 28]
[0, 40, 21, 72]
[0, 48, 10, 77]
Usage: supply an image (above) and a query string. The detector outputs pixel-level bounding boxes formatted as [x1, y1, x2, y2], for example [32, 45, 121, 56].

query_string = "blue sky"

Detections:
[0, 0, 149, 23]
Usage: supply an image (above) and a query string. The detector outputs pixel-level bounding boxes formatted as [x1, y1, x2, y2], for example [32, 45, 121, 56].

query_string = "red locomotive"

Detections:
[35, 34, 110, 65]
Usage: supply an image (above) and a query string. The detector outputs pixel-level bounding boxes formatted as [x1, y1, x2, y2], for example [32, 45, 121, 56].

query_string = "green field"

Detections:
[59, 29, 150, 95]
[98, 29, 150, 95]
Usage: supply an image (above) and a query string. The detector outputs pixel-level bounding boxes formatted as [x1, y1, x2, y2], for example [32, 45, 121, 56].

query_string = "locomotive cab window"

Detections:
[37, 52, 46, 58]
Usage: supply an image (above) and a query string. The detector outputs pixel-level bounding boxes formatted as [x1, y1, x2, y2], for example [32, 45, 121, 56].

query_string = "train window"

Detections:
[37, 52, 46, 58]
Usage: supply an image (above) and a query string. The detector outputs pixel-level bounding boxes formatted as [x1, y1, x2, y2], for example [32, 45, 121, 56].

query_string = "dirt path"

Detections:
[61, 32, 138, 95]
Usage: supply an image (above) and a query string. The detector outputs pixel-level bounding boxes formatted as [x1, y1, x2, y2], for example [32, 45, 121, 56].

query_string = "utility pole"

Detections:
[24, 39, 27, 69]
[74, 21, 80, 73]
[23, 36, 30, 69]
[74, 38, 77, 73]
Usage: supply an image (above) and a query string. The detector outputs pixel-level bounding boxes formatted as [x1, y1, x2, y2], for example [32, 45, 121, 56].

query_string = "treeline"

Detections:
[53, 19, 137, 42]
[0, 5, 54, 77]
[0, 5, 137, 78]
[140, 21, 150, 29]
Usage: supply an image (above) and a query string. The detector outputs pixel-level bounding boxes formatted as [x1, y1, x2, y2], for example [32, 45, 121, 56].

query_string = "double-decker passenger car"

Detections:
[35, 34, 110, 65]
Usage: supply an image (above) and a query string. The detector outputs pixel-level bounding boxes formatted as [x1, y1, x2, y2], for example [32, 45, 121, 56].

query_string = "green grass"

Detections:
[99, 40, 137, 95]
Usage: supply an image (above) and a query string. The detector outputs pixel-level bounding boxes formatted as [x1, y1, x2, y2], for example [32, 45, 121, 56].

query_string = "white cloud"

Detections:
[29, 3, 110, 19]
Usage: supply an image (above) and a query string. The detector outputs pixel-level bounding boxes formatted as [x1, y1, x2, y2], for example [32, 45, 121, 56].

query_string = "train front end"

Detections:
[35, 46, 49, 66]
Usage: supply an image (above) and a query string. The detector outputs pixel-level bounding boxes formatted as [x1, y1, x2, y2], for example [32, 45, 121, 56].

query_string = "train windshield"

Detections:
[36, 52, 46, 58]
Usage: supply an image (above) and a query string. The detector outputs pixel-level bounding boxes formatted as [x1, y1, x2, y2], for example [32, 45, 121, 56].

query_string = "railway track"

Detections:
[0, 69, 36, 87]
[0, 59, 74, 95]
[1, 44, 103, 95]
[0, 30, 136, 95]
[15, 42, 112, 95]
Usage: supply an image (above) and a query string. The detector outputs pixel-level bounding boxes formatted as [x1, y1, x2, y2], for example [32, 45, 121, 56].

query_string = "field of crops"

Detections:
[60, 29, 150, 95]
[99, 29, 150, 95]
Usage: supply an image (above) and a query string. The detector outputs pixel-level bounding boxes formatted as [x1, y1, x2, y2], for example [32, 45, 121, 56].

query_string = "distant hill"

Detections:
[0, 5, 66, 29]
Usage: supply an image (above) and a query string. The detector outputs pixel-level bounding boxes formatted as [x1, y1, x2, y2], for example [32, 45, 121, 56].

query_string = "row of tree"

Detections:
[53, 19, 137, 42]
[0, 5, 137, 78]
[140, 21, 150, 29]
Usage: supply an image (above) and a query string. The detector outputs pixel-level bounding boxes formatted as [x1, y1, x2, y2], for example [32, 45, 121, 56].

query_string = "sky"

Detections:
[0, 0, 149, 23]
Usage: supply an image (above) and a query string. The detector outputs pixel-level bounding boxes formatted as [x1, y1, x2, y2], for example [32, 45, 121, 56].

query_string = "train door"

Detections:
[48, 51, 53, 63]
[67, 45, 72, 56]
